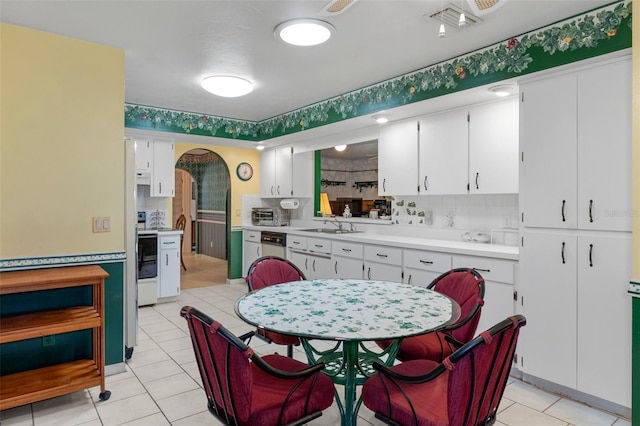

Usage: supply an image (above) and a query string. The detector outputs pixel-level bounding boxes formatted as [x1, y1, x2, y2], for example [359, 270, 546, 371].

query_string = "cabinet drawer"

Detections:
[159, 235, 180, 249]
[365, 245, 402, 266]
[308, 237, 331, 255]
[403, 249, 451, 273]
[332, 241, 364, 259]
[287, 235, 307, 250]
[244, 230, 261, 242]
[452, 255, 515, 284]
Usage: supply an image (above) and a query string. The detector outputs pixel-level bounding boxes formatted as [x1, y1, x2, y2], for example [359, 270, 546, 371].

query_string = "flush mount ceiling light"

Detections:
[201, 76, 254, 97]
[256, 144, 265, 151]
[372, 114, 391, 124]
[489, 84, 517, 97]
[334, 145, 347, 151]
[275, 19, 335, 46]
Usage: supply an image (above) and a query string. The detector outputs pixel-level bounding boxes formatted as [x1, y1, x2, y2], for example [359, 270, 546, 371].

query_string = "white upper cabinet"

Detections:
[576, 59, 632, 231]
[135, 137, 175, 197]
[135, 138, 153, 173]
[520, 58, 631, 231]
[419, 109, 468, 195]
[468, 99, 519, 194]
[260, 146, 293, 198]
[378, 120, 419, 196]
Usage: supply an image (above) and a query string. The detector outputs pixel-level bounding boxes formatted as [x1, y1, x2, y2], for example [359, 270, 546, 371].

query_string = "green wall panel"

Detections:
[229, 229, 243, 280]
[633, 297, 640, 425]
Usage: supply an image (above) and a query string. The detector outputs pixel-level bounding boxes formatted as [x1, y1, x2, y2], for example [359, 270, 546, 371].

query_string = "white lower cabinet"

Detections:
[331, 240, 364, 279]
[519, 231, 631, 407]
[158, 233, 180, 298]
[403, 249, 451, 287]
[452, 255, 516, 336]
[364, 245, 402, 282]
[242, 230, 261, 276]
[288, 236, 332, 279]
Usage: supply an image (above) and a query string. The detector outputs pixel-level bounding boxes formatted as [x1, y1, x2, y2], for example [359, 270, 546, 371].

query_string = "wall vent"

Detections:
[318, 0, 358, 16]
[428, 3, 482, 30]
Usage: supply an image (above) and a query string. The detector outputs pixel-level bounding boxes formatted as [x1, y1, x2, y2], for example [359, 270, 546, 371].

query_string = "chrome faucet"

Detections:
[324, 218, 344, 232]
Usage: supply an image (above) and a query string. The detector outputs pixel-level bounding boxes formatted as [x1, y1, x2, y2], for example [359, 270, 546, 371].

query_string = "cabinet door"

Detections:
[274, 146, 293, 197]
[419, 109, 468, 195]
[576, 234, 631, 407]
[332, 257, 363, 279]
[135, 138, 153, 172]
[292, 151, 313, 198]
[364, 261, 403, 282]
[404, 268, 439, 288]
[152, 140, 175, 197]
[158, 236, 180, 298]
[520, 74, 577, 228]
[260, 149, 277, 197]
[287, 250, 307, 275]
[306, 255, 332, 279]
[519, 232, 577, 389]
[468, 99, 519, 194]
[577, 59, 632, 231]
[243, 240, 261, 276]
[378, 120, 418, 196]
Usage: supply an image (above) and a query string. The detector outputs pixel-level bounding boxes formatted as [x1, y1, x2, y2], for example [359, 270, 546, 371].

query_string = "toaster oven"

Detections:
[251, 207, 289, 226]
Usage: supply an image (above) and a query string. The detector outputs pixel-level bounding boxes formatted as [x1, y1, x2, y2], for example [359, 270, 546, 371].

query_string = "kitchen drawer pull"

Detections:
[163, 241, 176, 245]
[475, 172, 479, 189]
[376, 253, 388, 258]
[256, 246, 260, 256]
[561, 242, 565, 264]
[419, 260, 434, 265]
[562, 200, 566, 222]
[312, 259, 316, 272]
[293, 241, 301, 245]
[474, 268, 490, 273]
[383, 178, 386, 192]
[276, 185, 280, 195]
[408, 274, 413, 285]
[342, 248, 352, 252]
[166, 254, 169, 266]
[159, 182, 162, 194]
[305, 258, 308, 269]
[589, 244, 594, 267]
[314, 244, 324, 248]
[589, 199, 593, 223]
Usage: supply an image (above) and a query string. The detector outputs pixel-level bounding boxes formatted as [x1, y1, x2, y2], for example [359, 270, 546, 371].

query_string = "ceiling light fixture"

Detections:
[372, 114, 390, 124]
[275, 19, 335, 46]
[489, 84, 517, 97]
[459, 0, 467, 27]
[256, 144, 265, 151]
[334, 145, 347, 151]
[201, 76, 254, 97]
[438, 0, 446, 37]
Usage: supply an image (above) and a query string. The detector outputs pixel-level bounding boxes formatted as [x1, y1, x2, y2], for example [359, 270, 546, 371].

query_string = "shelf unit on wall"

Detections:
[0, 265, 111, 410]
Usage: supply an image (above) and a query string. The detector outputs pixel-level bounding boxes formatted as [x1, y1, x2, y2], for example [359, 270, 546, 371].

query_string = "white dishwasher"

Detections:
[260, 231, 286, 258]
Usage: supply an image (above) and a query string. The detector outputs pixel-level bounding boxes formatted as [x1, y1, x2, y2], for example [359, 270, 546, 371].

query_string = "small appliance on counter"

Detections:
[137, 211, 146, 230]
[251, 207, 289, 226]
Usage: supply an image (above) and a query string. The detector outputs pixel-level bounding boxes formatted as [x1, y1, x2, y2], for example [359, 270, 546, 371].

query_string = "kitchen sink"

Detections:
[299, 228, 363, 234]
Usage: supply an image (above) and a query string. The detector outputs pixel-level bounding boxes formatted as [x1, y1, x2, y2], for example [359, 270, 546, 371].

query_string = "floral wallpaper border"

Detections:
[0, 252, 126, 271]
[124, 1, 631, 142]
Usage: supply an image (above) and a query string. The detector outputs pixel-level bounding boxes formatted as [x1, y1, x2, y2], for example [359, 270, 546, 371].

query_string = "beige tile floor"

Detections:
[0, 255, 632, 426]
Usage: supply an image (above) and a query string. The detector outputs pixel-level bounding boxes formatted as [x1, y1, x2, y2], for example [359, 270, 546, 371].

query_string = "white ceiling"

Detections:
[1, 0, 616, 148]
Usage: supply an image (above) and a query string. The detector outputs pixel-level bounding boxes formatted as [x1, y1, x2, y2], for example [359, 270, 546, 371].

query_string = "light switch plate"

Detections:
[93, 216, 111, 233]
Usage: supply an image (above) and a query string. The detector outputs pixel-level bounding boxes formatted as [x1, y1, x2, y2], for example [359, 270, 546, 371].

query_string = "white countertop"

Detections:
[243, 225, 519, 260]
[138, 229, 183, 235]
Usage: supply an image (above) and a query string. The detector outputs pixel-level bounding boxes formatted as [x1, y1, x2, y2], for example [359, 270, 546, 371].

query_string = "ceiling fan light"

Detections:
[458, 12, 467, 27]
[334, 145, 347, 151]
[201, 76, 254, 97]
[275, 19, 335, 46]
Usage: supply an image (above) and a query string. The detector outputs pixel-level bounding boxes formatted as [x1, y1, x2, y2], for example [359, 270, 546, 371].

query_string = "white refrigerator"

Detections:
[124, 138, 138, 358]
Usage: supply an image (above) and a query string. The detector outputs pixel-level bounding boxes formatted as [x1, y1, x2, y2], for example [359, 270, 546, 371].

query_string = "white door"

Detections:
[519, 231, 577, 389]
[468, 99, 519, 194]
[242, 240, 261, 276]
[378, 120, 419, 196]
[419, 109, 468, 195]
[520, 74, 577, 229]
[576, 233, 631, 407]
[577, 59, 632, 232]
[364, 262, 403, 282]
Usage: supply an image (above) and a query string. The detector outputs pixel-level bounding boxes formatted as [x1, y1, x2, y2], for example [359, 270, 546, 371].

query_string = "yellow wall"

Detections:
[0, 24, 125, 259]
[175, 143, 260, 227]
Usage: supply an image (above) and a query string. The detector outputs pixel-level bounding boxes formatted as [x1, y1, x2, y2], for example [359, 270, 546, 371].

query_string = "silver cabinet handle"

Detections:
[383, 178, 386, 192]
[312, 259, 316, 272]
[342, 248, 351, 252]
[419, 260, 434, 264]
[334, 261, 338, 274]
[367, 267, 371, 279]
[561, 242, 565, 264]
[423, 176, 428, 191]
[408, 274, 413, 285]
[589, 243, 594, 267]
[376, 253, 388, 258]
[589, 199, 594, 223]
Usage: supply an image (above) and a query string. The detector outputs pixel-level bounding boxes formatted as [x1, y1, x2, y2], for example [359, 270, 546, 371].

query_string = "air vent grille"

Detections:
[474, 0, 499, 10]
[429, 3, 481, 30]
[318, 0, 358, 15]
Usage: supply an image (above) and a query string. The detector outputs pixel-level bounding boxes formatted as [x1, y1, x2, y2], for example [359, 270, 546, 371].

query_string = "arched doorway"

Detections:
[173, 149, 230, 286]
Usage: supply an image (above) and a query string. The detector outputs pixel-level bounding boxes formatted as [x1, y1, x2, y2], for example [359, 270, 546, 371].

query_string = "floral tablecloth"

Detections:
[236, 279, 457, 341]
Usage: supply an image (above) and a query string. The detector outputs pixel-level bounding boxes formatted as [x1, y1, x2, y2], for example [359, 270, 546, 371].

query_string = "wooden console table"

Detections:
[0, 265, 111, 410]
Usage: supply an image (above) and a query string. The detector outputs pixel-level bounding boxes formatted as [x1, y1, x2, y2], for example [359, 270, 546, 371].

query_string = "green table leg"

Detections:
[341, 341, 359, 426]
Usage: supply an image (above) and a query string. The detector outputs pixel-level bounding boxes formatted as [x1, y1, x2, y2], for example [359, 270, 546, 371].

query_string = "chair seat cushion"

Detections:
[396, 331, 453, 362]
[362, 360, 449, 426]
[248, 354, 335, 426]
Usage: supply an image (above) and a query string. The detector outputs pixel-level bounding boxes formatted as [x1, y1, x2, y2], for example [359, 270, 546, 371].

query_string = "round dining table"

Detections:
[235, 278, 460, 426]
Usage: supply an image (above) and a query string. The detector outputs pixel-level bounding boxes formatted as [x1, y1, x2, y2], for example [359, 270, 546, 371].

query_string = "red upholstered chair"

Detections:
[246, 256, 306, 357]
[377, 268, 485, 362]
[362, 315, 526, 426]
[181, 306, 336, 426]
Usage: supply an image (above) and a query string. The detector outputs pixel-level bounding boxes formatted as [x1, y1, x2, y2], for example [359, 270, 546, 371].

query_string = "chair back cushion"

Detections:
[447, 316, 525, 425]
[429, 268, 485, 343]
[183, 307, 253, 423]
[246, 256, 305, 291]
